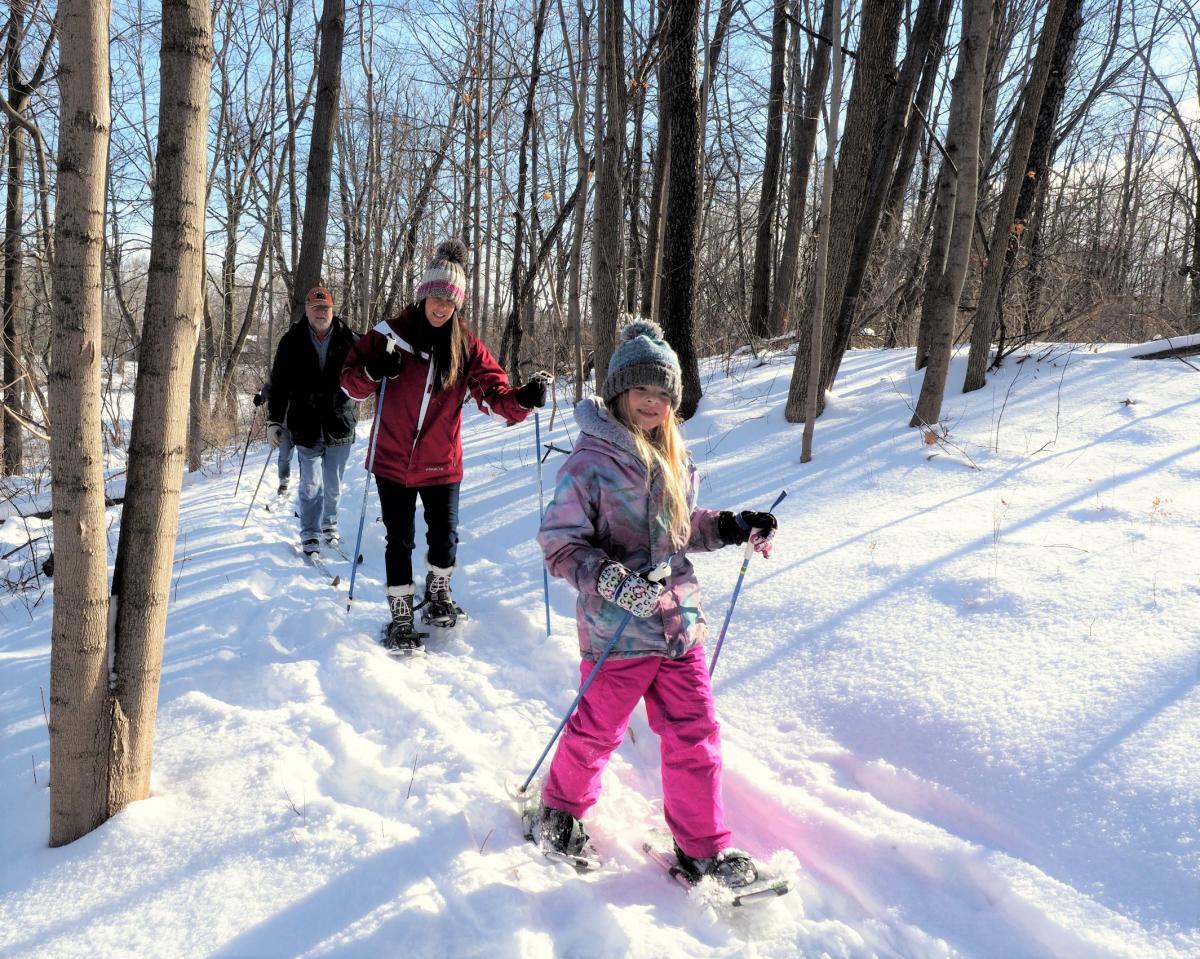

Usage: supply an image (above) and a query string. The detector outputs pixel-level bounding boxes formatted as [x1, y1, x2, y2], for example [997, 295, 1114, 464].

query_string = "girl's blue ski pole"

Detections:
[707, 489, 788, 678]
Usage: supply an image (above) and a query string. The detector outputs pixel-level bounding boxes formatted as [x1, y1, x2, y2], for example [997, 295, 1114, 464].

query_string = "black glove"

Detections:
[252, 389, 267, 407]
[718, 510, 778, 546]
[365, 345, 403, 381]
[515, 371, 551, 409]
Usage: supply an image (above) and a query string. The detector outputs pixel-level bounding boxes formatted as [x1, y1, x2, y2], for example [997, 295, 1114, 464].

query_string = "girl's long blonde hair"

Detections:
[613, 392, 691, 549]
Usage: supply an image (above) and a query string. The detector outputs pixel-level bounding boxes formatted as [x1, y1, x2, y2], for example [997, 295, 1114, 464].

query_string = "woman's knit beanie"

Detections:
[416, 239, 469, 311]
[602, 320, 682, 409]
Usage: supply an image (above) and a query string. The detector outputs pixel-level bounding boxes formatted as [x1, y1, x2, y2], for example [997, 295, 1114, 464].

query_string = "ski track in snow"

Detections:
[2, 344, 1198, 958]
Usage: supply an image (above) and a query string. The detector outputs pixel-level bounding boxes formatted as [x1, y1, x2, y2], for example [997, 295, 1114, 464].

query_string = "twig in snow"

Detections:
[406, 748, 422, 800]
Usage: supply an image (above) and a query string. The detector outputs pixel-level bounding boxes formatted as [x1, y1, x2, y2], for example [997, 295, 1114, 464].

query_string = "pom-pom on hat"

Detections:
[416, 239, 469, 312]
[602, 320, 682, 409]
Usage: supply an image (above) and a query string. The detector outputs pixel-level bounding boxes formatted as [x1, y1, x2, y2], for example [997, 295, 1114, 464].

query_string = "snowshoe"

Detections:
[381, 586, 428, 656]
[419, 566, 466, 627]
[380, 621, 427, 656]
[522, 801, 601, 873]
[673, 844, 759, 889]
[642, 836, 789, 907]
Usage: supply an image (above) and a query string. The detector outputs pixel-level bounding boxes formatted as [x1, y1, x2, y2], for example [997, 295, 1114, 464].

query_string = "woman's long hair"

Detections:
[423, 309, 468, 391]
[613, 392, 691, 549]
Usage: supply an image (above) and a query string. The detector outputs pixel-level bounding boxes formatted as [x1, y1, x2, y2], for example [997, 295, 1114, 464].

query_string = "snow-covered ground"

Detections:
[1, 342, 1197, 958]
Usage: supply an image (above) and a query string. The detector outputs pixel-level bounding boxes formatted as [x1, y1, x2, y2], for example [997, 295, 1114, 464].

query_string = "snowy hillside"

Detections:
[2, 342, 1197, 958]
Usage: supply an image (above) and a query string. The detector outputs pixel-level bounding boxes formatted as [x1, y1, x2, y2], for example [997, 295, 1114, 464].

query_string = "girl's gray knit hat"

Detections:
[602, 320, 682, 409]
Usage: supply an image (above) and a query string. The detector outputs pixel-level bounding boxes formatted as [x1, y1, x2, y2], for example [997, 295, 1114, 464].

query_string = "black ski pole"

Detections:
[241, 447, 277, 529]
[233, 410, 260, 498]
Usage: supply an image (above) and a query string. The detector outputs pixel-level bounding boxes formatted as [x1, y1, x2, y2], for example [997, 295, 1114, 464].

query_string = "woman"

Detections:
[341, 240, 549, 650]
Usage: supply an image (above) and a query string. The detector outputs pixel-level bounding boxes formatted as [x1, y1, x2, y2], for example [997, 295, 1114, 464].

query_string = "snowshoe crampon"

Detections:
[418, 598, 467, 628]
[379, 622, 428, 656]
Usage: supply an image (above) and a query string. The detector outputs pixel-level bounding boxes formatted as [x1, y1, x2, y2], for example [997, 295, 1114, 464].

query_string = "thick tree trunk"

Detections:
[589, 0, 626, 390]
[291, 0, 344, 320]
[47, 0, 115, 848]
[108, 0, 213, 809]
[828, 0, 945, 379]
[748, 0, 788, 338]
[993, 0, 1084, 359]
[963, 0, 1075, 392]
[788, 0, 901, 420]
[657, 0, 703, 419]
[910, 0, 994, 427]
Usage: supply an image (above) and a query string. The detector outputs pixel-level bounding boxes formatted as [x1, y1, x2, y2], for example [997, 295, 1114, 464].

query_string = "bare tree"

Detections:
[963, 0, 1078, 392]
[588, 0, 626, 387]
[47, 0, 113, 848]
[798, 0, 844, 460]
[107, 0, 213, 811]
[291, 0, 344, 318]
[658, 0, 704, 418]
[2, 4, 54, 474]
[787, 0, 902, 421]
[909, 0, 995, 428]
[748, 0, 789, 338]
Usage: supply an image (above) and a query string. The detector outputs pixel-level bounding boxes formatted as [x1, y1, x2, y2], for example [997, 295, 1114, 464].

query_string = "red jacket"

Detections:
[340, 306, 531, 486]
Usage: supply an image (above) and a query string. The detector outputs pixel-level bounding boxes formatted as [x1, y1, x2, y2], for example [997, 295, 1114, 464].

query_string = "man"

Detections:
[266, 286, 358, 556]
[253, 375, 293, 495]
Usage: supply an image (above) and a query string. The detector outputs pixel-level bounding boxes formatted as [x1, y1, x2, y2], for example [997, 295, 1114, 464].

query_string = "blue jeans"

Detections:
[277, 428, 294, 484]
[295, 441, 352, 542]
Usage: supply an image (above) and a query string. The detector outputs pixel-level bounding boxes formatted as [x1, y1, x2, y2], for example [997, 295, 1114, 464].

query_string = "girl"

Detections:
[341, 240, 550, 650]
[535, 320, 778, 888]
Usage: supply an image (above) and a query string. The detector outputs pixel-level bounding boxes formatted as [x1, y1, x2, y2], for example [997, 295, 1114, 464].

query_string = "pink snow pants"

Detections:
[541, 645, 732, 858]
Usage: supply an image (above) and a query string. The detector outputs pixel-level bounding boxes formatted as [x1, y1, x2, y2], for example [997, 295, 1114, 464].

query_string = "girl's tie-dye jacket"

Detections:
[537, 397, 727, 661]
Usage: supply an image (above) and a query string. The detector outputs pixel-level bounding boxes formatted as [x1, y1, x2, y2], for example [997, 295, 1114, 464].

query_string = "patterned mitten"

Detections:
[596, 561, 664, 618]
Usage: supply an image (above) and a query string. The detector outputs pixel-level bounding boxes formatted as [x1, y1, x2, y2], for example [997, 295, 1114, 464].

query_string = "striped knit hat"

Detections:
[415, 239, 469, 311]
[602, 320, 682, 409]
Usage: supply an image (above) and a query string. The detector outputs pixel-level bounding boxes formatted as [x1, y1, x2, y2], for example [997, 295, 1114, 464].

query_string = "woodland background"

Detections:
[0, 0, 1197, 845]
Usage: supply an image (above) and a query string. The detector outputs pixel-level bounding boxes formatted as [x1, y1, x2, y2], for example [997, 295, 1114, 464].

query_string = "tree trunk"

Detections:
[993, 0, 1085, 358]
[291, 0, 344, 320]
[909, 0, 993, 428]
[963, 0, 1075, 392]
[828, 0, 945, 377]
[748, 0, 789, 338]
[589, 0, 626, 391]
[769, 0, 835, 339]
[499, 0, 550, 374]
[108, 0, 213, 810]
[47, 0, 114, 848]
[657, 0, 703, 419]
[3, 3, 50, 476]
[563, 0, 591, 400]
[788, 0, 901, 420]
[795, 0, 844, 456]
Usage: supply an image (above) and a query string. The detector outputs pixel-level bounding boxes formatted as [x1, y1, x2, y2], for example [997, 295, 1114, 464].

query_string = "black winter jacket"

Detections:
[267, 317, 359, 447]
